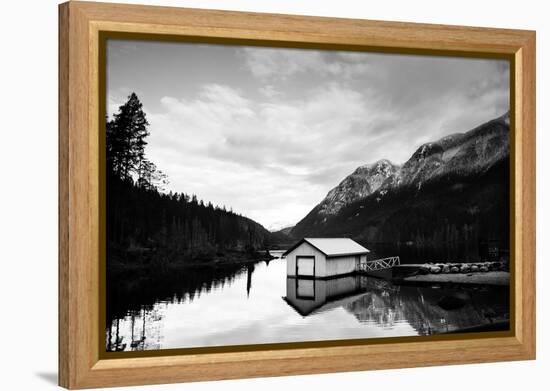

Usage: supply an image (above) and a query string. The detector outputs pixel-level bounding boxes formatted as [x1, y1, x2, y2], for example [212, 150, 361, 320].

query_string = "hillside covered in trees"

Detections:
[107, 93, 274, 268]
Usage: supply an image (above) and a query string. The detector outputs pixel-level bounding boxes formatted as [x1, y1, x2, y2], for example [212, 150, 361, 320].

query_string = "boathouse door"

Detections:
[296, 256, 315, 277]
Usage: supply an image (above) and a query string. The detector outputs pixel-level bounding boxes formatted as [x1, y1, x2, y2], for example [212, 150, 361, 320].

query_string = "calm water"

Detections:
[106, 251, 509, 351]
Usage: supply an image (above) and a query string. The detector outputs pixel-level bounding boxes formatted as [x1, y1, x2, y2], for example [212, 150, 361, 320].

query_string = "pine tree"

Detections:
[107, 92, 149, 180]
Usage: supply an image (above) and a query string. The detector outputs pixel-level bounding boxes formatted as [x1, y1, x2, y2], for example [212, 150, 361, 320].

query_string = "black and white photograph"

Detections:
[105, 39, 511, 352]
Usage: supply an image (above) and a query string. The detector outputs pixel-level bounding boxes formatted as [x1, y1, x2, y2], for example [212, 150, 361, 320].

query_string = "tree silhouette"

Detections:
[106, 93, 274, 266]
[107, 92, 149, 180]
[137, 158, 168, 191]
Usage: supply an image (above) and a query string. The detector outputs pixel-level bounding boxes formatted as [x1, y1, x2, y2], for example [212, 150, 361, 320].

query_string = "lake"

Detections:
[106, 251, 509, 351]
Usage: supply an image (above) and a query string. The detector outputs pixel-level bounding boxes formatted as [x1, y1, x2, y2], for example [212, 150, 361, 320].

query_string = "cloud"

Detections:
[240, 47, 372, 80]
[240, 47, 323, 79]
[140, 82, 387, 227]
[258, 85, 281, 99]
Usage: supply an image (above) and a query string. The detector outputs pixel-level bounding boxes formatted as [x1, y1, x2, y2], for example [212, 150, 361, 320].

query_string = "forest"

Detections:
[106, 93, 274, 269]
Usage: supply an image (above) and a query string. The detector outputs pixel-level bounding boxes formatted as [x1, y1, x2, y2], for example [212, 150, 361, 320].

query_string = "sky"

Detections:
[107, 40, 509, 231]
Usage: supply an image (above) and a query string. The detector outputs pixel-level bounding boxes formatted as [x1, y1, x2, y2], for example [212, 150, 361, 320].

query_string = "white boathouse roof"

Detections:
[283, 238, 370, 257]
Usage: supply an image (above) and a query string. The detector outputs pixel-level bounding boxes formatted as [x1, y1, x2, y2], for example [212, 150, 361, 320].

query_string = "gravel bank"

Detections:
[402, 271, 509, 286]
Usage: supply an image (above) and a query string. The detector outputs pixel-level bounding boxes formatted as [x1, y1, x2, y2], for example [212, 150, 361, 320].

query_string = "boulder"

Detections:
[450, 266, 459, 273]
[479, 266, 489, 272]
[470, 265, 479, 272]
[460, 264, 471, 273]
[419, 265, 431, 275]
[430, 266, 441, 274]
[442, 265, 451, 273]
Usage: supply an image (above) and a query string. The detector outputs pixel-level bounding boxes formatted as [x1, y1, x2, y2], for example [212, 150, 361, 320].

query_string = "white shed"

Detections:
[283, 238, 370, 278]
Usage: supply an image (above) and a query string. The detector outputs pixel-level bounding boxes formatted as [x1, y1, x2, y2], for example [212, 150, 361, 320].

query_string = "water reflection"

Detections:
[246, 264, 255, 298]
[284, 275, 369, 316]
[284, 275, 509, 335]
[106, 254, 509, 352]
[106, 262, 254, 351]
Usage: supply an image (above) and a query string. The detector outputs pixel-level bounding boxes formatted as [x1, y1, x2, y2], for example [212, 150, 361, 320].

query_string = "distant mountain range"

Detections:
[289, 112, 510, 263]
[275, 226, 294, 236]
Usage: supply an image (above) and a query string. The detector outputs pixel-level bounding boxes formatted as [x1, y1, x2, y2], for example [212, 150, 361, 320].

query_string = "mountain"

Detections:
[268, 226, 296, 248]
[267, 222, 295, 232]
[276, 226, 295, 236]
[395, 111, 509, 189]
[291, 112, 510, 263]
[319, 159, 400, 216]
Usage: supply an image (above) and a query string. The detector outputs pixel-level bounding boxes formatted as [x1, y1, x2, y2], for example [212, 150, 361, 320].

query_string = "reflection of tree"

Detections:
[107, 263, 256, 352]
[106, 305, 166, 352]
[354, 294, 396, 328]
[344, 280, 509, 335]
[246, 264, 255, 298]
[106, 318, 127, 352]
[129, 308, 147, 350]
[108, 263, 250, 319]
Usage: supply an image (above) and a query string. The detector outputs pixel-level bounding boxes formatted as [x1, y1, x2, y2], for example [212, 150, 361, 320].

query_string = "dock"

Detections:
[356, 256, 400, 272]
[355, 256, 400, 279]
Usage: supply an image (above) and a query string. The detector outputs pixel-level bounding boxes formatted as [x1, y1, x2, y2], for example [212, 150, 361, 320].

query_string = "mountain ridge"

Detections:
[301, 111, 509, 221]
[290, 112, 510, 263]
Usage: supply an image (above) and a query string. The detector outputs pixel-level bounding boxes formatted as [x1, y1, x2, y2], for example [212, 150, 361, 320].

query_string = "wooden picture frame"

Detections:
[59, 1, 536, 389]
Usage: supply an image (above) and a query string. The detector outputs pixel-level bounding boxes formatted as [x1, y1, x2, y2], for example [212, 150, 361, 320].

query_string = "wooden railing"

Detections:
[356, 256, 400, 272]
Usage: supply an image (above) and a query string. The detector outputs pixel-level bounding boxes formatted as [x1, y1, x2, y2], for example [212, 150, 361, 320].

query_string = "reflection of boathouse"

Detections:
[283, 274, 510, 335]
[283, 275, 369, 316]
[283, 238, 370, 278]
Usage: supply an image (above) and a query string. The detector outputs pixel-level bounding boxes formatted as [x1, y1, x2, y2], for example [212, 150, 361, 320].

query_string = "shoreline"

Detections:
[399, 271, 510, 286]
[107, 250, 276, 274]
[446, 320, 510, 334]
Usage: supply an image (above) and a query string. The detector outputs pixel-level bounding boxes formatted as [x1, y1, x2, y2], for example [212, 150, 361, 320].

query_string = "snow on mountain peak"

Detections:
[319, 159, 399, 215]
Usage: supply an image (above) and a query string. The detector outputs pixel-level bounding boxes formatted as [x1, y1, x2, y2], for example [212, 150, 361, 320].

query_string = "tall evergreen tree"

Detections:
[107, 93, 150, 180]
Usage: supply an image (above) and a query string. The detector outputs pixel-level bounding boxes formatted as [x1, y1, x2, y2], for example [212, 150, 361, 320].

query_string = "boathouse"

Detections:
[283, 238, 370, 278]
